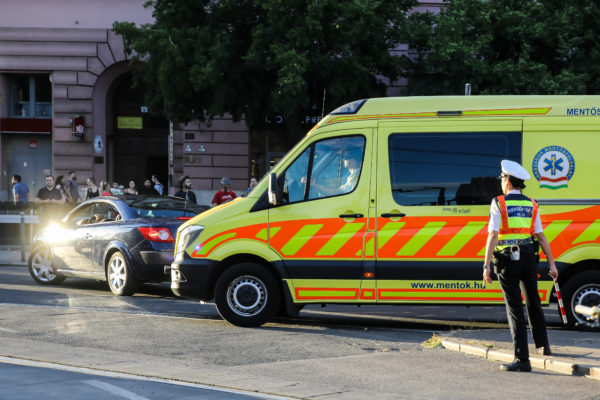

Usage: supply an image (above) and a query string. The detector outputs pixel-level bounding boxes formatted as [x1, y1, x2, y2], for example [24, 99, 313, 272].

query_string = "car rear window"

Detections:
[124, 197, 207, 219]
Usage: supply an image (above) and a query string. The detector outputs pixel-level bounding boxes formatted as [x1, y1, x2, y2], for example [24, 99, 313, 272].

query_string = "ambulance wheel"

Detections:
[214, 263, 281, 327]
[28, 244, 65, 285]
[562, 271, 600, 327]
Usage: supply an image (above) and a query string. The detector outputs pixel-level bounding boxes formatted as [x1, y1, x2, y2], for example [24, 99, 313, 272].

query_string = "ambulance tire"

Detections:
[214, 263, 282, 327]
[562, 271, 600, 328]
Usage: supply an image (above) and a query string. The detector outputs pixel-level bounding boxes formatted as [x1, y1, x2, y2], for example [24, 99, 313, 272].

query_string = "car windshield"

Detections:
[123, 197, 206, 219]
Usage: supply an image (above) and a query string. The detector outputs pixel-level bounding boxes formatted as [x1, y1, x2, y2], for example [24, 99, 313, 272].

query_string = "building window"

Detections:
[8, 75, 52, 118]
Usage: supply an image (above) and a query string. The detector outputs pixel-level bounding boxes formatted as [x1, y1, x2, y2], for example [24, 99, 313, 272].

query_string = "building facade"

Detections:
[0, 0, 440, 204]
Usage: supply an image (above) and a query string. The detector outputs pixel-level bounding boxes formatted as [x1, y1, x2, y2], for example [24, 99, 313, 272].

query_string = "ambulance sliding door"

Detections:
[267, 128, 374, 303]
[374, 120, 522, 305]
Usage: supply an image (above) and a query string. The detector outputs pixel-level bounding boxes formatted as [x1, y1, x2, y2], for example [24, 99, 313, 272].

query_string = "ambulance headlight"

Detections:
[175, 225, 204, 258]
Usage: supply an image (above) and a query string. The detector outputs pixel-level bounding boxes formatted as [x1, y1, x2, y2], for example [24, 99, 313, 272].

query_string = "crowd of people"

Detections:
[11, 170, 258, 222]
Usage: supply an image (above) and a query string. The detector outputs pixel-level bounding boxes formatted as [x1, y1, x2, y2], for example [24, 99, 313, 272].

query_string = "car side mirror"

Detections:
[268, 173, 280, 206]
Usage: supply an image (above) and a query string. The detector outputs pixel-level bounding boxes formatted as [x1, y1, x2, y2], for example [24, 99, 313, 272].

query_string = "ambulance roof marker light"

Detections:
[437, 110, 462, 117]
[329, 99, 367, 115]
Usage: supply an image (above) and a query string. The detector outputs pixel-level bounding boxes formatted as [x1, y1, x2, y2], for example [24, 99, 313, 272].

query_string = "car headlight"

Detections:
[175, 225, 204, 258]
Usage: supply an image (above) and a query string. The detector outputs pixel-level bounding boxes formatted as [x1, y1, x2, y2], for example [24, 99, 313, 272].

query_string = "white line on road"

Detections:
[0, 327, 18, 333]
[0, 356, 295, 400]
[84, 380, 151, 400]
[0, 301, 215, 321]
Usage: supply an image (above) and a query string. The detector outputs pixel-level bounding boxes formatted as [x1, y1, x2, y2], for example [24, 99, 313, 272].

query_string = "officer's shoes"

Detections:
[537, 346, 552, 356]
[500, 360, 532, 372]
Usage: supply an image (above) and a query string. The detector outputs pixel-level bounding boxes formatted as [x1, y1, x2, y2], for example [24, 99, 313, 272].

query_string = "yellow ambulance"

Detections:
[170, 96, 600, 327]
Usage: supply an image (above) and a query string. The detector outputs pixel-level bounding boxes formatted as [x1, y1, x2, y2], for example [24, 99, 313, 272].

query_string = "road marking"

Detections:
[0, 302, 218, 321]
[0, 327, 18, 333]
[0, 356, 295, 400]
[84, 380, 150, 400]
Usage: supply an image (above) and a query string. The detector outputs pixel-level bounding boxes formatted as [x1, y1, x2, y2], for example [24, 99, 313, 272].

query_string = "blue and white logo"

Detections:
[532, 146, 575, 190]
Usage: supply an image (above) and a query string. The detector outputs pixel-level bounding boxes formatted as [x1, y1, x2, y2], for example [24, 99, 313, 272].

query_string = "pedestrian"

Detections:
[110, 182, 123, 196]
[174, 175, 197, 204]
[246, 177, 258, 195]
[483, 160, 559, 372]
[152, 174, 165, 195]
[101, 182, 112, 196]
[55, 175, 72, 204]
[11, 174, 29, 205]
[123, 180, 138, 195]
[35, 175, 63, 225]
[85, 177, 100, 200]
[139, 179, 159, 195]
[64, 170, 81, 204]
[212, 177, 237, 206]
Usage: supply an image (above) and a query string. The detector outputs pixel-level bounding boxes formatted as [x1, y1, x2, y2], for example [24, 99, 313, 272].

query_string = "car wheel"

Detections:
[106, 251, 137, 296]
[28, 245, 65, 285]
[214, 263, 281, 327]
[562, 271, 600, 327]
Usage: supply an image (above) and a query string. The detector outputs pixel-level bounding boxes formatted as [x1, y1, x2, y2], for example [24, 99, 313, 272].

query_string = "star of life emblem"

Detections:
[532, 146, 575, 190]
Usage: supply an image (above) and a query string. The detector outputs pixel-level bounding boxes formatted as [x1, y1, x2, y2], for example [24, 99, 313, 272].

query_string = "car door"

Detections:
[89, 202, 124, 275]
[51, 204, 94, 273]
[375, 120, 523, 305]
[267, 131, 375, 303]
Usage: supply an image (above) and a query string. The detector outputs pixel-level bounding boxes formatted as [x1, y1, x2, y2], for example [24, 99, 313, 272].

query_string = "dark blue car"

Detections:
[28, 196, 207, 296]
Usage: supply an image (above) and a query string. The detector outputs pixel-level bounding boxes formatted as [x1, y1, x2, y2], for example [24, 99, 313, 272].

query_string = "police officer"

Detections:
[483, 160, 559, 372]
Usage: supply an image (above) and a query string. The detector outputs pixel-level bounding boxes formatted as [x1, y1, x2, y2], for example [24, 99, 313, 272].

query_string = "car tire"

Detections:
[562, 271, 600, 327]
[106, 251, 137, 296]
[214, 263, 281, 327]
[28, 245, 65, 285]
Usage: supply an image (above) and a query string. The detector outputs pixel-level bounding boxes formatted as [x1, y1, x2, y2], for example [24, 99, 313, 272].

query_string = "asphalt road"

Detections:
[1, 265, 599, 400]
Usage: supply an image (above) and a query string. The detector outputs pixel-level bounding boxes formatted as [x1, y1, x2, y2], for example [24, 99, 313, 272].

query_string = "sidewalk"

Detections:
[441, 328, 600, 380]
[0, 248, 27, 266]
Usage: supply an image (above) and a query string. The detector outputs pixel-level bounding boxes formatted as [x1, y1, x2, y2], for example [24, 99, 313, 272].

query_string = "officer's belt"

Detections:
[497, 238, 533, 246]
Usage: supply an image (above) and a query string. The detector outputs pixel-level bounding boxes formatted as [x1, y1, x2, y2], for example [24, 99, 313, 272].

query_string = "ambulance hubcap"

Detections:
[227, 275, 267, 317]
[572, 284, 600, 323]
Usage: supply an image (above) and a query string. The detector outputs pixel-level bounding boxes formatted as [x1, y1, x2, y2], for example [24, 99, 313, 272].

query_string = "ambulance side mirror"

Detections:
[268, 173, 280, 206]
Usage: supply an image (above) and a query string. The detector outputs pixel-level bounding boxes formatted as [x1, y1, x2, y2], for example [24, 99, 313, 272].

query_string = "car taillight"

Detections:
[138, 227, 174, 243]
[177, 217, 192, 220]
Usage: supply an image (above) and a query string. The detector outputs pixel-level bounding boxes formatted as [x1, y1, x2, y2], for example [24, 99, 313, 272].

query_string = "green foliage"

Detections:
[114, 0, 416, 129]
[402, 0, 600, 95]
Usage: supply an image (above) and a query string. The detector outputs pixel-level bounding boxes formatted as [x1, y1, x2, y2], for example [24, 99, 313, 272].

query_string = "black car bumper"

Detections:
[137, 250, 174, 282]
[169, 254, 218, 300]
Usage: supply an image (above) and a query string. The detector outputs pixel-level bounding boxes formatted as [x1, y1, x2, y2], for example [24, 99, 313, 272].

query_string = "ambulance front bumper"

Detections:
[169, 254, 218, 301]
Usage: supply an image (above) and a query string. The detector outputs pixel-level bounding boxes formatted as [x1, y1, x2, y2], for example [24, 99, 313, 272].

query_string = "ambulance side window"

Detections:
[282, 147, 311, 203]
[279, 135, 365, 204]
[388, 132, 521, 206]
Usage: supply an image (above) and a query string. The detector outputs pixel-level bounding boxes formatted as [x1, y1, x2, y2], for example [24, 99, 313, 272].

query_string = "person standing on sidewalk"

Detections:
[35, 175, 63, 226]
[152, 174, 165, 196]
[174, 175, 197, 204]
[483, 160, 559, 372]
[211, 177, 236, 206]
[11, 174, 29, 205]
[64, 170, 81, 204]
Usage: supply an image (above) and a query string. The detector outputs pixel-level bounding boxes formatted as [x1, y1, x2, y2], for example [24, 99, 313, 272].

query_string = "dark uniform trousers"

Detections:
[497, 244, 549, 361]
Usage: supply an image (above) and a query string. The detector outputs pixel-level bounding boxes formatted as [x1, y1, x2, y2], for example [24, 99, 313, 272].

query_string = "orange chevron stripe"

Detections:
[189, 206, 600, 260]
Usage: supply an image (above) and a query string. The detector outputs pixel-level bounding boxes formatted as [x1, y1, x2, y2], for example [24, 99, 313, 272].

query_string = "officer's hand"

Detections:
[549, 263, 558, 281]
[483, 267, 492, 284]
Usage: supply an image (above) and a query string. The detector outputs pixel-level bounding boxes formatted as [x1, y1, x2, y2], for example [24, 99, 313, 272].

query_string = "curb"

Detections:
[441, 339, 599, 380]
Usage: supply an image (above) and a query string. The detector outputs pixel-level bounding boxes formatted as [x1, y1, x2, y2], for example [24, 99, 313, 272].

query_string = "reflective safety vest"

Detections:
[495, 194, 538, 249]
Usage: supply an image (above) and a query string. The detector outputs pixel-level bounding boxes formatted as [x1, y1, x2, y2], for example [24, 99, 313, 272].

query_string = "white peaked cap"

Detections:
[501, 160, 530, 180]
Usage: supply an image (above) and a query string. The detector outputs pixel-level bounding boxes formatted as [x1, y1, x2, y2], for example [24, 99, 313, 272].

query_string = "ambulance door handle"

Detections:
[339, 213, 363, 219]
[381, 213, 406, 218]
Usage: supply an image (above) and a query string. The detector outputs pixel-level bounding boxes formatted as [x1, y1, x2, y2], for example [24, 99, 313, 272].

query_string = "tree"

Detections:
[401, 0, 600, 95]
[114, 0, 416, 130]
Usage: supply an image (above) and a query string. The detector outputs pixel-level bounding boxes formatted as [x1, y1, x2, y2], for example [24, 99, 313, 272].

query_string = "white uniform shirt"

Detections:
[488, 190, 543, 234]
